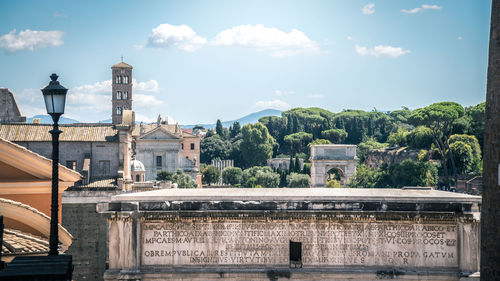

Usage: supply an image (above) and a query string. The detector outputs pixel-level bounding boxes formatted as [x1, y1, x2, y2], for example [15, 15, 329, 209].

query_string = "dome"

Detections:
[131, 159, 145, 171]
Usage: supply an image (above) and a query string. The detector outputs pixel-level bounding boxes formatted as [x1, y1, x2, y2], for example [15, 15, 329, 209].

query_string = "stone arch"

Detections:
[325, 166, 346, 185]
[310, 145, 357, 187]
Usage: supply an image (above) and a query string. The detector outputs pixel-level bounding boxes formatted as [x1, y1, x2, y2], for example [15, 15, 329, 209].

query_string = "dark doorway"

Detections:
[289, 240, 302, 268]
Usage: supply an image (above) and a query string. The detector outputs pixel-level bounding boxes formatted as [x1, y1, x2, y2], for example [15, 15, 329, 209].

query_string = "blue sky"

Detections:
[0, 0, 491, 124]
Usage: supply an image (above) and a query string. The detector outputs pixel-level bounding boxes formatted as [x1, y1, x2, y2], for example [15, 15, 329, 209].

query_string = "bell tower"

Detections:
[111, 60, 133, 124]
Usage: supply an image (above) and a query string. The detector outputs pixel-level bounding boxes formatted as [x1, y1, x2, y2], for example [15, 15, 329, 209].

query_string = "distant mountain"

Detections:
[98, 118, 144, 125]
[182, 109, 282, 129]
[27, 115, 81, 124]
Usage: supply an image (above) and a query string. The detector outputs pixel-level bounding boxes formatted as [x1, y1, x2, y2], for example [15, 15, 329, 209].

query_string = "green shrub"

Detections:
[286, 173, 311, 187]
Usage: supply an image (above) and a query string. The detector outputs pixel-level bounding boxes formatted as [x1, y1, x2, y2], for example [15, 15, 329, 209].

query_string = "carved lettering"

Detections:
[141, 221, 457, 267]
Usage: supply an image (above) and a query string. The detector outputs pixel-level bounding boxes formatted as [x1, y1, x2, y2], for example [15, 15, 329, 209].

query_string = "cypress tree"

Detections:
[295, 156, 301, 173]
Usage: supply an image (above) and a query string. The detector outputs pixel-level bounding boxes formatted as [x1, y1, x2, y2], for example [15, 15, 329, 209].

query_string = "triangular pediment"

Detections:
[138, 127, 182, 140]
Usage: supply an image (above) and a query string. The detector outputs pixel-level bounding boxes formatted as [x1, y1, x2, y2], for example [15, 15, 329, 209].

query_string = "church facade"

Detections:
[133, 120, 200, 183]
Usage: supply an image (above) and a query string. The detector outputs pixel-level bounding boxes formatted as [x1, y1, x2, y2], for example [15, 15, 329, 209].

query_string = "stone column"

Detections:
[481, 0, 500, 279]
[116, 111, 135, 191]
[106, 213, 141, 281]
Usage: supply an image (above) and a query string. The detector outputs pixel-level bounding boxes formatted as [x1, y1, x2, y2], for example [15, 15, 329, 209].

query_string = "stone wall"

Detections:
[15, 141, 120, 178]
[100, 188, 481, 281]
[62, 190, 124, 281]
[365, 147, 420, 169]
[0, 88, 26, 123]
[63, 203, 107, 281]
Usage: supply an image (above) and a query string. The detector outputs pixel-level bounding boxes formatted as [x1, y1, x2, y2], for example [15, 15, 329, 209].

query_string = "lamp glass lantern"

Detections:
[41, 73, 67, 119]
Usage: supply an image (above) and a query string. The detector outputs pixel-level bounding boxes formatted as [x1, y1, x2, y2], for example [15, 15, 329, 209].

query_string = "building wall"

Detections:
[14, 141, 120, 178]
[182, 137, 200, 169]
[136, 140, 183, 181]
[62, 190, 123, 281]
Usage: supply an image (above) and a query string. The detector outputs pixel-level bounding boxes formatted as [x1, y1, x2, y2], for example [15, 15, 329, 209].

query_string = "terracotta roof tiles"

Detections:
[1, 229, 49, 256]
[111, 62, 133, 68]
[0, 123, 118, 142]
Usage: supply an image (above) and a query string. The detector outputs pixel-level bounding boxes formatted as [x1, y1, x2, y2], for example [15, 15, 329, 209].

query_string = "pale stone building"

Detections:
[310, 144, 357, 187]
[132, 118, 200, 183]
[0, 88, 26, 123]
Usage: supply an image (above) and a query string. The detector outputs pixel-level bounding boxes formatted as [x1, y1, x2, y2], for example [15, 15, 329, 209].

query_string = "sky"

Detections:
[0, 0, 491, 124]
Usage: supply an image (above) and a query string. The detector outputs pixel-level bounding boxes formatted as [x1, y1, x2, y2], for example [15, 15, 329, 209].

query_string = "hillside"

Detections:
[27, 115, 81, 124]
[182, 109, 282, 129]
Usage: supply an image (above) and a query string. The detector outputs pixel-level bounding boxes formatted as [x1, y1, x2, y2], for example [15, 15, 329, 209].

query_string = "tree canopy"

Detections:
[408, 102, 465, 187]
[239, 123, 275, 167]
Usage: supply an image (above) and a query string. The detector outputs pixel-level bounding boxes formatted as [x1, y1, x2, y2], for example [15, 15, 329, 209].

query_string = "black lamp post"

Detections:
[41, 73, 67, 256]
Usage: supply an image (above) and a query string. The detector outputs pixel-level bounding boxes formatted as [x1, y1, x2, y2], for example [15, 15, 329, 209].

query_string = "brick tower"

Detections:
[111, 60, 133, 124]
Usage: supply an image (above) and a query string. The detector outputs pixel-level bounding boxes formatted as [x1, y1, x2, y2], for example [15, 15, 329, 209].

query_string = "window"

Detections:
[116, 91, 122, 99]
[190, 143, 195, 150]
[135, 175, 140, 182]
[115, 76, 120, 84]
[156, 156, 162, 167]
[289, 241, 302, 268]
[116, 107, 122, 115]
[181, 143, 184, 149]
[123, 91, 128, 99]
[124, 76, 129, 84]
[66, 160, 77, 170]
[99, 160, 110, 175]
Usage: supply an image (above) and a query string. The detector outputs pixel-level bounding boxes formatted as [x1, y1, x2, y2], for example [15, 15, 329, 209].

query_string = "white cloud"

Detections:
[53, 12, 68, 18]
[211, 24, 320, 57]
[401, 8, 422, 14]
[421, 4, 442, 10]
[0, 29, 64, 52]
[58, 78, 162, 122]
[71, 80, 111, 94]
[362, 3, 375, 15]
[135, 113, 156, 123]
[347, 36, 353, 41]
[133, 93, 164, 108]
[255, 99, 291, 110]
[402, 4, 442, 14]
[308, 94, 324, 99]
[274, 90, 295, 96]
[355, 45, 368, 56]
[147, 24, 207, 52]
[355, 44, 410, 58]
[132, 79, 159, 92]
[458, 36, 463, 41]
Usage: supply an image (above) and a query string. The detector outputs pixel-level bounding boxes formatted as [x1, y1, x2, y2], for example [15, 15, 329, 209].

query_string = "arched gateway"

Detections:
[310, 144, 357, 187]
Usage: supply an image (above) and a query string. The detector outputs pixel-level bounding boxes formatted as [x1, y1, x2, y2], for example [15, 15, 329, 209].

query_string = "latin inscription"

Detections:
[141, 220, 457, 267]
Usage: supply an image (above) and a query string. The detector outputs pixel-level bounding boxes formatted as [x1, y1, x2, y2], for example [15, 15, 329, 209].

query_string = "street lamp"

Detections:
[41, 73, 67, 256]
